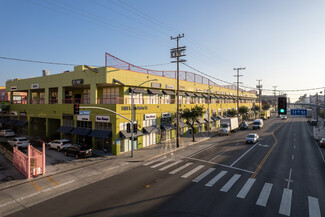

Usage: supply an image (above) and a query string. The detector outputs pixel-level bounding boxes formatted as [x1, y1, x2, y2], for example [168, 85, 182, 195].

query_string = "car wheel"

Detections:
[64, 151, 68, 156]
[57, 147, 60, 152]
[75, 154, 79, 159]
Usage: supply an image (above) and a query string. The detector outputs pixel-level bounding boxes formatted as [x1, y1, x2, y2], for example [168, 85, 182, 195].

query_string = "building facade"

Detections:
[4, 54, 256, 155]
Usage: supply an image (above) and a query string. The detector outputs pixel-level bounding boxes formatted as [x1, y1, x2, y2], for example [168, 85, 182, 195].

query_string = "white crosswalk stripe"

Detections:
[308, 196, 321, 217]
[256, 183, 273, 207]
[220, 174, 241, 192]
[192, 168, 216, 183]
[205, 170, 227, 187]
[151, 159, 172, 168]
[237, 178, 256, 199]
[181, 165, 205, 178]
[279, 188, 292, 216]
[169, 163, 193, 174]
[159, 160, 183, 171]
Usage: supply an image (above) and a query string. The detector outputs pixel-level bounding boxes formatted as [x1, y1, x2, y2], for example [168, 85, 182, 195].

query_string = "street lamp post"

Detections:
[130, 79, 158, 157]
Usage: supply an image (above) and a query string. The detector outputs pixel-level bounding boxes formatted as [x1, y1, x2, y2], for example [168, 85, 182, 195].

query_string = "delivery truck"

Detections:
[218, 117, 239, 136]
[260, 110, 270, 120]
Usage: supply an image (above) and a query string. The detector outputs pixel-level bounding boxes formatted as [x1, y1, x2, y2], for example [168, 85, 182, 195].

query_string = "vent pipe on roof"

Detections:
[42, 70, 50, 76]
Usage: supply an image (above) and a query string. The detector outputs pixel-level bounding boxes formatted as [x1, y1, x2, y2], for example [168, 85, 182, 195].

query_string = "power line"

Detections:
[0, 56, 78, 66]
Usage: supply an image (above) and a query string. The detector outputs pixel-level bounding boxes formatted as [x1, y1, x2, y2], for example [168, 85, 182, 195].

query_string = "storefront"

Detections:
[142, 114, 159, 147]
[89, 115, 112, 153]
[161, 112, 174, 141]
[119, 122, 143, 153]
[72, 115, 92, 146]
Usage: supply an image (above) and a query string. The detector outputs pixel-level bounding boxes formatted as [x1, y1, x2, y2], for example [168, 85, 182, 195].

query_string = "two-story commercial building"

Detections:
[3, 53, 256, 155]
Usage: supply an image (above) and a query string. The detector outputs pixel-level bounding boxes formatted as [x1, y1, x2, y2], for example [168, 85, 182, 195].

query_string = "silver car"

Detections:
[8, 137, 30, 148]
[246, 133, 259, 144]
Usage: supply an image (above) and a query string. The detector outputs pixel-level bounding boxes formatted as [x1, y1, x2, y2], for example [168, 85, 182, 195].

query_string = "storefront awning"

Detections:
[0, 119, 9, 124]
[185, 92, 195, 97]
[178, 92, 186, 96]
[57, 126, 74, 133]
[201, 94, 209, 98]
[143, 126, 160, 134]
[120, 130, 143, 138]
[204, 118, 214, 122]
[89, 130, 112, 139]
[217, 116, 224, 120]
[148, 89, 162, 95]
[196, 118, 206, 124]
[15, 120, 28, 127]
[71, 127, 91, 136]
[162, 90, 175, 95]
[211, 116, 219, 121]
[175, 121, 188, 128]
[129, 87, 147, 94]
[161, 124, 175, 130]
[5, 120, 18, 125]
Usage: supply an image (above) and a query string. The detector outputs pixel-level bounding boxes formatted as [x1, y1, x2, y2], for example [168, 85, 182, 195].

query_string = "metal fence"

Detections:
[13, 143, 46, 178]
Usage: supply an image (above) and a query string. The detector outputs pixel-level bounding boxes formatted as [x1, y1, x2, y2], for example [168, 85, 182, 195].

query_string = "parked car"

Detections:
[8, 137, 30, 148]
[47, 139, 72, 151]
[281, 115, 287, 120]
[0, 129, 15, 137]
[246, 133, 259, 144]
[240, 122, 249, 130]
[63, 144, 92, 159]
[319, 138, 325, 148]
[30, 136, 51, 147]
[310, 120, 317, 126]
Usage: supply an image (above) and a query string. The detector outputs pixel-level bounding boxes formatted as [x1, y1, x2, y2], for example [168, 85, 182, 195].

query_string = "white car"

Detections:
[246, 133, 259, 144]
[0, 129, 15, 137]
[47, 139, 72, 151]
[8, 137, 30, 148]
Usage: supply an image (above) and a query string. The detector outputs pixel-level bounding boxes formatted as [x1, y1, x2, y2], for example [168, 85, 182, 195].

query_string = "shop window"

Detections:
[103, 87, 119, 104]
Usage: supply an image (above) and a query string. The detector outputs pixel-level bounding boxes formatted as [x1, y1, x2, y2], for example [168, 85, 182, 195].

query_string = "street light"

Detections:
[130, 78, 158, 157]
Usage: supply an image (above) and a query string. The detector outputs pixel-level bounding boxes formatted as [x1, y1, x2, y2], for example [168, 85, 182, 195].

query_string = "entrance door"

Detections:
[74, 94, 81, 104]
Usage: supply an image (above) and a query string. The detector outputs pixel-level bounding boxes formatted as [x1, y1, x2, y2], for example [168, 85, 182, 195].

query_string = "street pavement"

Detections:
[3, 116, 325, 217]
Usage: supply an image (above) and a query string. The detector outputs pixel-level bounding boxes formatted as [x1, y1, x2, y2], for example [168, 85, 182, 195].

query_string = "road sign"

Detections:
[290, 109, 307, 115]
[80, 110, 91, 115]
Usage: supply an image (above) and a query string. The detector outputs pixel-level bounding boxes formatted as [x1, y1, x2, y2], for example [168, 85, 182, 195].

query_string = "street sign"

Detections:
[80, 110, 91, 115]
[290, 109, 307, 115]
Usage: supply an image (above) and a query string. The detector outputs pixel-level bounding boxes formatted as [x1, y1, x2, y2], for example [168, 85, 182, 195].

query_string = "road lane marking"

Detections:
[144, 157, 165, 166]
[205, 170, 227, 187]
[230, 142, 260, 167]
[251, 120, 288, 178]
[220, 174, 241, 192]
[237, 178, 256, 199]
[279, 188, 292, 216]
[29, 181, 42, 192]
[151, 159, 172, 168]
[181, 165, 205, 178]
[308, 196, 321, 217]
[47, 176, 59, 186]
[292, 155, 294, 160]
[285, 168, 293, 189]
[169, 163, 193, 174]
[159, 160, 183, 171]
[192, 168, 216, 183]
[256, 183, 273, 207]
[294, 145, 296, 149]
[209, 149, 230, 161]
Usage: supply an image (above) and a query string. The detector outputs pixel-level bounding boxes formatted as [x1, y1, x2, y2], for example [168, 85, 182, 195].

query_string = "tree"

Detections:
[228, 110, 237, 117]
[253, 105, 260, 111]
[181, 105, 205, 142]
[238, 106, 249, 120]
[262, 103, 270, 111]
[297, 93, 307, 103]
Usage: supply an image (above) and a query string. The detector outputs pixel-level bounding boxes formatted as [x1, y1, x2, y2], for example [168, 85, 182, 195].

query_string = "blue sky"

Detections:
[1, 0, 325, 101]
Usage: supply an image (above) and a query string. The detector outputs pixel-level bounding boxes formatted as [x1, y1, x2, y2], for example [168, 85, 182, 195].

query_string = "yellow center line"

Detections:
[46, 176, 59, 186]
[29, 181, 42, 192]
[251, 119, 288, 178]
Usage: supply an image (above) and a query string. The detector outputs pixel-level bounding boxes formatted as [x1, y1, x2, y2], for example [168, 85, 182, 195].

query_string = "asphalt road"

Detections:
[7, 116, 325, 217]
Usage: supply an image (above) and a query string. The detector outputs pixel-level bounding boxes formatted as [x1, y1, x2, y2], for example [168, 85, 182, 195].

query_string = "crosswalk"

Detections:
[144, 158, 323, 217]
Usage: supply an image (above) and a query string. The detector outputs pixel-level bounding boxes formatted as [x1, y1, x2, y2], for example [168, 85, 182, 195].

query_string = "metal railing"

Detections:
[62, 98, 90, 104]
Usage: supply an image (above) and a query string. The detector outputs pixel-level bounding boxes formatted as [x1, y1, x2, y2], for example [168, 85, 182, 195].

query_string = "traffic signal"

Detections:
[134, 123, 138, 134]
[126, 123, 131, 133]
[73, 104, 80, 115]
[278, 97, 287, 115]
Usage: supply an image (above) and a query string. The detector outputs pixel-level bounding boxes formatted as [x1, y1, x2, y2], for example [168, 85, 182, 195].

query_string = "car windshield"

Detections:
[253, 121, 260, 125]
[247, 135, 255, 138]
[19, 139, 28, 142]
[63, 141, 70, 144]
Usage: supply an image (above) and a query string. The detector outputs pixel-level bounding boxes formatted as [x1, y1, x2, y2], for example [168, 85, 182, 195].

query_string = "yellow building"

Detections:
[4, 53, 256, 155]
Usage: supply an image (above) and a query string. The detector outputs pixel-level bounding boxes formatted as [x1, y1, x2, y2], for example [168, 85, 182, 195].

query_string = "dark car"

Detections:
[63, 144, 92, 159]
[240, 122, 248, 130]
[310, 120, 317, 126]
[30, 136, 51, 147]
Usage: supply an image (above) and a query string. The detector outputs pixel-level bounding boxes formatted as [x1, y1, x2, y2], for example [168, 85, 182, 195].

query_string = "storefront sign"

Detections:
[77, 115, 90, 121]
[162, 112, 171, 118]
[121, 106, 148, 111]
[10, 111, 18, 116]
[72, 79, 84, 85]
[10, 86, 17, 91]
[145, 114, 156, 120]
[96, 115, 110, 122]
[31, 84, 40, 89]
[151, 82, 161, 88]
[188, 87, 194, 91]
[179, 86, 185, 90]
[80, 110, 90, 115]
[196, 88, 202, 92]
[204, 89, 209, 93]
[166, 84, 174, 89]
[20, 112, 27, 116]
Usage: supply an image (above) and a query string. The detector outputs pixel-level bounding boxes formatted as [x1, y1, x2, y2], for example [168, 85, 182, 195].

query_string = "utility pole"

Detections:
[171, 34, 186, 148]
[256, 79, 262, 112]
[233, 67, 245, 122]
[272, 86, 277, 114]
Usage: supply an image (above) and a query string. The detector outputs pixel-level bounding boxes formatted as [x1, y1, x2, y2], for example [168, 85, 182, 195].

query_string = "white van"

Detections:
[253, 119, 264, 130]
